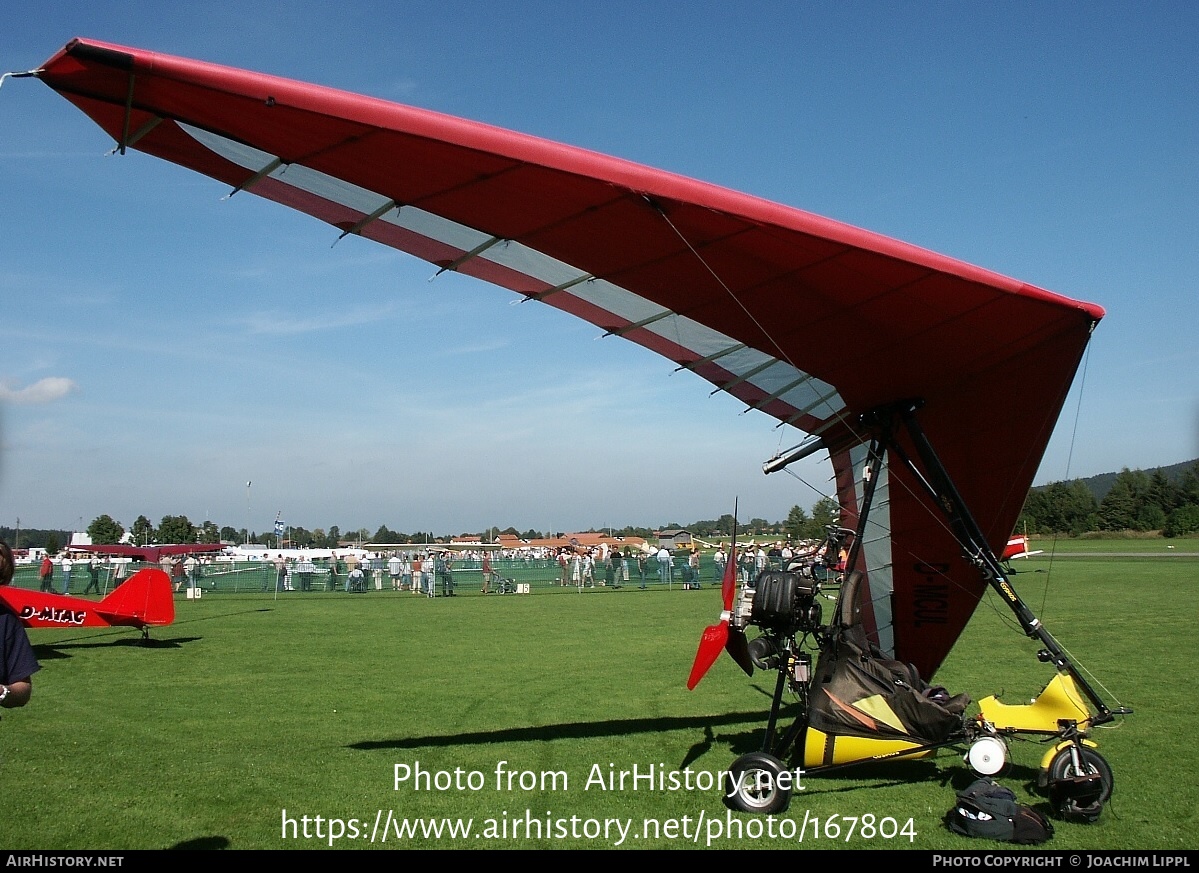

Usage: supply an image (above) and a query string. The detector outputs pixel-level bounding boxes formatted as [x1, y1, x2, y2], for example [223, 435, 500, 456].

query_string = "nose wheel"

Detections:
[725, 752, 793, 814]
[1042, 746, 1113, 822]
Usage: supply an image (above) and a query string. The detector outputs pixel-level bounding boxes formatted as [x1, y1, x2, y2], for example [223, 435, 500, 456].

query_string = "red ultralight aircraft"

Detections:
[13, 38, 1128, 819]
[0, 568, 175, 640]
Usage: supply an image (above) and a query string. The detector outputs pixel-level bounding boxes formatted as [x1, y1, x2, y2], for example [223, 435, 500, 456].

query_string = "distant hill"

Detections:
[1041, 458, 1199, 502]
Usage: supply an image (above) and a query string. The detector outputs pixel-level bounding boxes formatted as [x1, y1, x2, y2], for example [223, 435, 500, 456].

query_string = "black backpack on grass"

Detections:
[946, 778, 1054, 845]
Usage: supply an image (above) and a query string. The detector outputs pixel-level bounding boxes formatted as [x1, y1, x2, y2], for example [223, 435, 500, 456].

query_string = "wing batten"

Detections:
[675, 342, 748, 371]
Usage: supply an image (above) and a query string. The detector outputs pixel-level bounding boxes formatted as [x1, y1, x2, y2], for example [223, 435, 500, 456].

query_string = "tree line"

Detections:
[5, 463, 1196, 555]
[1017, 463, 1199, 537]
[3, 497, 844, 553]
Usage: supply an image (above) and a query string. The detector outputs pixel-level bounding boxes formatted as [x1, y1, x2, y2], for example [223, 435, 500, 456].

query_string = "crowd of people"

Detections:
[259, 550, 463, 597]
[11, 534, 843, 601]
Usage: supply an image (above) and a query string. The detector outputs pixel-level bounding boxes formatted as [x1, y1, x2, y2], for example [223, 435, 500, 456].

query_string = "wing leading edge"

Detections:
[34, 38, 1104, 677]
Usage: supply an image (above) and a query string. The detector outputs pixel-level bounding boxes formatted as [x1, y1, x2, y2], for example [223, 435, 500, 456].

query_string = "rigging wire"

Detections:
[649, 198, 1064, 658]
[1036, 340, 1095, 616]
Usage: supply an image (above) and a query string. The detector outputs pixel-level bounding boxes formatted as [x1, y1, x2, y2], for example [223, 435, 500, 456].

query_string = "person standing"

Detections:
[388, 552, 404, 591]
[171, 556, 187, 593]
[400, 553, 413, 593]
[421, 553, 435, 597]
[38, 554, 54, 592]
[409, 554, 422, 595]
[740, 547, 755, 583]
[557, 548, 570, 587]
[755, 545, 768, 578]
[1, 542, 40, 709]
[436, 552, 455, 596]
[274, 554, 287, 593]
[481, 552, 493, 594]
[83, 557, 102, 594]
[656, 546, 672, 586]
[59, 554, 73, 595]
[570, 550, 582, 591]
[713, 545, 727, 584]
[297, 554, 315, 592]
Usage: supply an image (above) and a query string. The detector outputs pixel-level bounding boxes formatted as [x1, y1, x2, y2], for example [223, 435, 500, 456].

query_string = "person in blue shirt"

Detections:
[1, 542, 40, 709]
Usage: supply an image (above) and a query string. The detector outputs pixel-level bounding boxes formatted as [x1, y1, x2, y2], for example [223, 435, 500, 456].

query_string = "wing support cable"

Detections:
[872, 400, 1130, 726]
[648, 196, 877, 455]
[650, 198, 798, 374]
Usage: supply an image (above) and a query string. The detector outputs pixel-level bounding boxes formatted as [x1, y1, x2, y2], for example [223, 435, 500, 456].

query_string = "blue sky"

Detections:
[1, 2, 1196, 538]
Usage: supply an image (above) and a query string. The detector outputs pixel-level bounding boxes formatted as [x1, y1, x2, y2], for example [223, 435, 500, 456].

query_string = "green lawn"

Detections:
[1019, 535, 1198, 554]
[1, 554, 1194, 850]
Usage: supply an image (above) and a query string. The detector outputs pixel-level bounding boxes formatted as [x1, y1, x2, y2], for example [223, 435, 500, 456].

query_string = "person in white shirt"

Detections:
[656, 547, 673, 585]
[60, 555, 73, 595]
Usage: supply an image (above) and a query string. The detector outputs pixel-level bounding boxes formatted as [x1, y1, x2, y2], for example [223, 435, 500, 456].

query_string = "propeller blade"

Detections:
[725, 627, 754, 677]
[686, 620, 729, 690]
[721, 542, 738, 611]
[689, 499, 743, 690]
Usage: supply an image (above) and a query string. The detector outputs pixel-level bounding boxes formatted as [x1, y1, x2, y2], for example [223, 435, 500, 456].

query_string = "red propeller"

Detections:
[687, 520, 753, 689]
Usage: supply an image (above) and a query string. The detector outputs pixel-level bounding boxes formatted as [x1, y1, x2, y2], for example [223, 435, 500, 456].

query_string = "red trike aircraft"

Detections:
[11, 38, 1130, 822]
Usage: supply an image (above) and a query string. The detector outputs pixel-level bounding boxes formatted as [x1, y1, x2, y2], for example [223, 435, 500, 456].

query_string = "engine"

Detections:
[728, 569, 823, 672]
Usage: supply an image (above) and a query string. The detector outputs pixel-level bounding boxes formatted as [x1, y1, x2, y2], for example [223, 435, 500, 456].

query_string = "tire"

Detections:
[725, 752, 793, 814]
[1046, 746, 1113, 822]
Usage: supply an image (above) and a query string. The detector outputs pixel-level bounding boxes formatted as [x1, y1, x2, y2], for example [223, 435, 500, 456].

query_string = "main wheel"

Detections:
[725, 752, 793, 814]
[1046, 746, 1113, 822]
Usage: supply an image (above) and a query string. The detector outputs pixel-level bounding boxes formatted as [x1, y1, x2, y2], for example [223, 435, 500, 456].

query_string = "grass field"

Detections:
[1024, 537, 1199, 554]
[1, 549, 1195, 851]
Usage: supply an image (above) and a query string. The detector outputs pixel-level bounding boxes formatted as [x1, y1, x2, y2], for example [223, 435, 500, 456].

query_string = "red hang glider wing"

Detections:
[35, 39, 1104, 678]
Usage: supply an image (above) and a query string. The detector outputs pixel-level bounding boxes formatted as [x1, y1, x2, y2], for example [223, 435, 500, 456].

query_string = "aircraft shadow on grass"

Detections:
[24, 604, 275, 660]
[169, 836, 231, 851]
[351, 709, 779, 753]
[32, 635, 203, 659]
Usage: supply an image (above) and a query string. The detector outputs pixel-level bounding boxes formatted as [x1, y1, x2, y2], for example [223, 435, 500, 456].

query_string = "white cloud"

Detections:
[236, 303, 401, 336]
[0, 377, 79, 404]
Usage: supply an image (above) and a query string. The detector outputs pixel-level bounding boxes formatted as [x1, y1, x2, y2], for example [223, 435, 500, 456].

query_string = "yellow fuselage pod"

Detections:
[802, 729, 933, 768]
[977, 673, 1092, 734]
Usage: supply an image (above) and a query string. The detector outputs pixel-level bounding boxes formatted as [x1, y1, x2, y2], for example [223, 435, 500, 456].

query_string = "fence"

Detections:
[9, 554, 744, 595]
